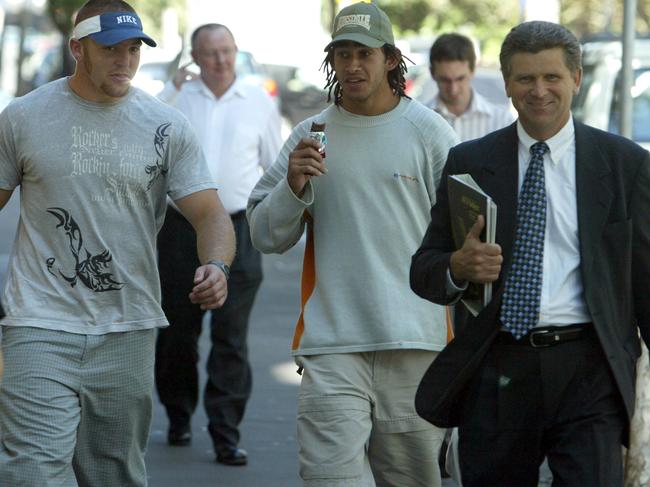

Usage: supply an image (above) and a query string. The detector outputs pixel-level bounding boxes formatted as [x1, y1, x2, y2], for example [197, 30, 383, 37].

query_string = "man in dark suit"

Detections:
[410, 21, 650, 486]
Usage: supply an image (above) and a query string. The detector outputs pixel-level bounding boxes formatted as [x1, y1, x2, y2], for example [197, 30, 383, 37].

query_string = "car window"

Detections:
[571, 64, 596, 122]
[138, 62, 168, 81]
[607, 68, 650, 142]
[235, 52, 255, 77]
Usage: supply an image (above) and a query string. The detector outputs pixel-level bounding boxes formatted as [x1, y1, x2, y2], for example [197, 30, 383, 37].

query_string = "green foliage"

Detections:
[562, 0, 650, 39]
[46, 0, 186, 38]
[371, 0, 649, 65]
[378, 0, 433, 34]
[378, 0, 519, 35]
[130, 0, 186, 41]
[45, 0, 185, 78]
[47, 0, 84, 35]
[376, 0, 519, 66]
[377, 0, 650, 42]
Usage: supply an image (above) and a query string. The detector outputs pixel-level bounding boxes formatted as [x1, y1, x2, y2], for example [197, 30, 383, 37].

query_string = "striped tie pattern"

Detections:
[500, 141, 549, 339]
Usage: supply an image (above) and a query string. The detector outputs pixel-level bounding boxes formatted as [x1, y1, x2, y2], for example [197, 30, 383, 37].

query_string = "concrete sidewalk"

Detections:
[145, 244, 304, 486]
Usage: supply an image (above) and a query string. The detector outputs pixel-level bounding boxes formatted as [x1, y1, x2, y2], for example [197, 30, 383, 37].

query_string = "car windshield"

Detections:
[606, 68, 650, 142]
[235, 52, 256, 77]
[570, 65, 595, 122]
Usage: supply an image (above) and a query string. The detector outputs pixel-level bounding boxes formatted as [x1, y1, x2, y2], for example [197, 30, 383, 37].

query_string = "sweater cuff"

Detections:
[284, 177, 314, 206]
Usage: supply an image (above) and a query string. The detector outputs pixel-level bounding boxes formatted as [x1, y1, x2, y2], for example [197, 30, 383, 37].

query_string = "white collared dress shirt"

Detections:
[159, 77, 283, 214]
[515, 117, 591, 327]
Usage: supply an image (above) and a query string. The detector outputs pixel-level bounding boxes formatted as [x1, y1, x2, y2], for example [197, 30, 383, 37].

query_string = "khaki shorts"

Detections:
[296, 349, 444, 487]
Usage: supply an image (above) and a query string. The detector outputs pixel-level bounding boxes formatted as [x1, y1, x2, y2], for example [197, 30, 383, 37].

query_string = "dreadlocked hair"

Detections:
[321, 44, 411, 105]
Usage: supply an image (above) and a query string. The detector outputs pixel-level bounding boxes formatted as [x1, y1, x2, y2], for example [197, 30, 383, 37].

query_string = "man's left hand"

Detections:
[189, 264, 228, 310]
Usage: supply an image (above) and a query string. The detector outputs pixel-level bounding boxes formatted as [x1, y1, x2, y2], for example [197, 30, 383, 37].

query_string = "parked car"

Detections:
[130, 57, 180, 96]
[277, 60, 513, 131]
[572, 37, 650, 150]
[152, 48, 280, 99]
[25, 44, 280, 103]
[278, 60, 514, 130]
[132, 49, 291, 138]
[279, 65, 329, 128]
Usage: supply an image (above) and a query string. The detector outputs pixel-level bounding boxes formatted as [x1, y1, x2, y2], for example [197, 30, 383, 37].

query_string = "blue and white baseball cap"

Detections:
[72, 12, 157, 47]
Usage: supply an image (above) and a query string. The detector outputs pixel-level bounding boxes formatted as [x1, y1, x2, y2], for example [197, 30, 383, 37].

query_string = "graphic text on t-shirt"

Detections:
[145, 122, 171, 190]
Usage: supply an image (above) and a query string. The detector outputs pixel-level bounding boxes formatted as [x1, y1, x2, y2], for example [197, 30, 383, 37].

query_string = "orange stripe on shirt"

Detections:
[292, 212, 315, 350]
[446, 306, 454, 343]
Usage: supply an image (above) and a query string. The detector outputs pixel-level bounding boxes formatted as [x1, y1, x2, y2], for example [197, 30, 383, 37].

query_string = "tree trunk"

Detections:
[47, 0, 85, 78]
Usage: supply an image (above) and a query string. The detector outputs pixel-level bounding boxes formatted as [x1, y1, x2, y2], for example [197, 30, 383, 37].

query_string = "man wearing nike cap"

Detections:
[248, 1, 456, 485]
[0, 0, 235, 485]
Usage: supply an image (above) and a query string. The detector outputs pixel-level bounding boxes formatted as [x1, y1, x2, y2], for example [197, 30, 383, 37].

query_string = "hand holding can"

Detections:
[309, 122, 327, 158]
[287, 123, 328, 197]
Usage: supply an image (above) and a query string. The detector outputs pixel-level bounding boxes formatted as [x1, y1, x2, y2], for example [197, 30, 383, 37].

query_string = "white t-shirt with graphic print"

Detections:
[0, 78, 216, 334]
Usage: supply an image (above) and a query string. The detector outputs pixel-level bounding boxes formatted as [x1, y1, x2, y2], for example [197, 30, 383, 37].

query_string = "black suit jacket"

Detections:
[410, 120, 650, 431]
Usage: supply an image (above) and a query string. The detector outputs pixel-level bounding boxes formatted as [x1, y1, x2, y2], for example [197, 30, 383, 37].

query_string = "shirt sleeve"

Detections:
[445, 267, 468, 303]
[166, 116, 217, 200]
[498, 104, 517, 127]
[428, 118, 459, 202]
[0, 104, 22, 190]
[247, 123, 312, 254]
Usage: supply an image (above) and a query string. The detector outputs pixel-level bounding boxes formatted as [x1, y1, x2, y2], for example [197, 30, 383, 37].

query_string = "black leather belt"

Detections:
[498, 323, 594, 348]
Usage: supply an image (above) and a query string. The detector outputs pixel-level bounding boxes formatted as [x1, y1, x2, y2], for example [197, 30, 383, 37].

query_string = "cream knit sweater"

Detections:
[248, 98, 458, 355]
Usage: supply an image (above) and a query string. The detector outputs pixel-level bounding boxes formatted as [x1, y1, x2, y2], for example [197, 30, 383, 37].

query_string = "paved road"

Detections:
[146, 243, 304, 487]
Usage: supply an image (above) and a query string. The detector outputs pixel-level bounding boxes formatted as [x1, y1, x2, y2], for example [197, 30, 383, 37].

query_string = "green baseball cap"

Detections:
[324, 1, 395, 51]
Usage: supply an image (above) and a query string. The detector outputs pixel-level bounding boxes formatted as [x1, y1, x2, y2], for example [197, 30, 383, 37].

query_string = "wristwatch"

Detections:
[206, 260, 230, 280]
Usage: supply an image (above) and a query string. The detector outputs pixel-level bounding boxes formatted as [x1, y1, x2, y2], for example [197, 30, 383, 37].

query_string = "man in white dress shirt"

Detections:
[155, 23, 282, 466]
[427, 33, 514, 142]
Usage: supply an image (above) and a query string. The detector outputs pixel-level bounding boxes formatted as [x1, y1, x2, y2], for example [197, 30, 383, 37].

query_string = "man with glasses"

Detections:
[156, 23, 282, 466]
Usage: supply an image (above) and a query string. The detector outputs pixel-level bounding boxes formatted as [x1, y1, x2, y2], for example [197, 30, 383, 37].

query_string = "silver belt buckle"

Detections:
[528, 329, 555, 348]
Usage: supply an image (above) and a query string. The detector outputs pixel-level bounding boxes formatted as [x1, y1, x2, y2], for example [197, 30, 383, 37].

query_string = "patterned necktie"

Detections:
[500, 141, 549, 339]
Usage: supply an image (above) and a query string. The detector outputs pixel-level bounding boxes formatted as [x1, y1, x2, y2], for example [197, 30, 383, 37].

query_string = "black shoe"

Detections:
[167, 425, 191, 446]
[216, 446, 248, 466]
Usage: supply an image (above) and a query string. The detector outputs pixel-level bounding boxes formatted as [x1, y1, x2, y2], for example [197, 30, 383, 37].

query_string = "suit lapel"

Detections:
[575, 122, 613, 271]
[479, 123, 519, 288]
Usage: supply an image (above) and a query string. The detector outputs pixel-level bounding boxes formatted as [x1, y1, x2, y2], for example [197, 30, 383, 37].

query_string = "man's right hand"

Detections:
[450, 215, 503, 284]
[172, 62, 199, 90]
[287, 137, 327, 197]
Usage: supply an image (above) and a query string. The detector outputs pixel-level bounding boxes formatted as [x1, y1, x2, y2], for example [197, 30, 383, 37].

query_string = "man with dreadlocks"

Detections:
[247, 2, 457, 485]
